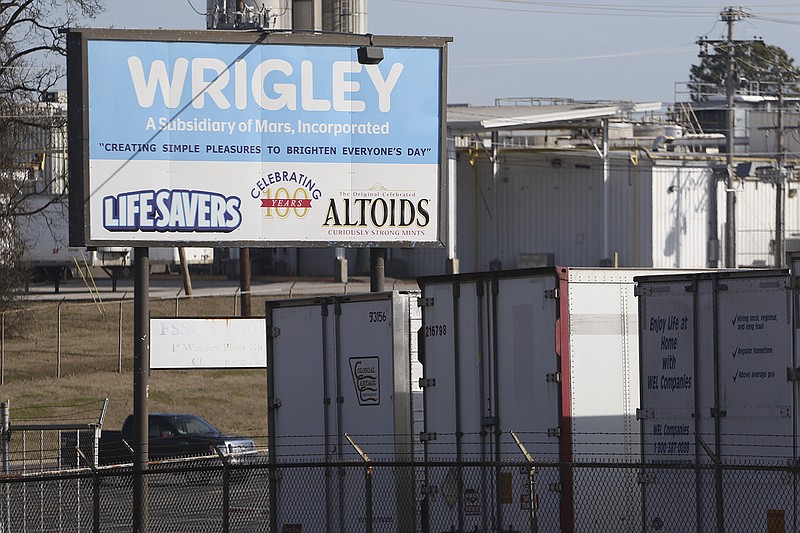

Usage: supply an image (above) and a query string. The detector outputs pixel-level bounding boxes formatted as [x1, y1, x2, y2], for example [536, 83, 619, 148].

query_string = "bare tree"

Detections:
[0, 0, 103, 308]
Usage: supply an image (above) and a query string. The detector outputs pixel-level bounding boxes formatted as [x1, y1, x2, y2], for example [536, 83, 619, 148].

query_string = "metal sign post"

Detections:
[132, 247, 149, 533]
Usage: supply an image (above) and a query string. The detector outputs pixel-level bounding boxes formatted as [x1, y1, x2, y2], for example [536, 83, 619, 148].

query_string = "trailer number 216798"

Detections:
[425, 324, 447, 337]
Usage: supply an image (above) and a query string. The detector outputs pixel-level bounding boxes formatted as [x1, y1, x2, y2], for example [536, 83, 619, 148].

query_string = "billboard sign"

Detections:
[66, 29, 449, 247]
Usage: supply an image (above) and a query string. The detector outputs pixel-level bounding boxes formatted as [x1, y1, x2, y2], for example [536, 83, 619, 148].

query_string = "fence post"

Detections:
[511, 431, 538, 533]
[1, 311, 4, 385]
[1, 401, 8, 474]
[2, 401, 9, 533]
[345, 434, 373, 533]
[214, 446, 231, 533]
[175, 288, 183, 317]
[57, 299, 64, 378]
[268, 444, 278, 533]
[93, 469, 101, 533]
[118, 301, 123, 373]
[76, 446, 101, 533]
[696, 432, 725, 533]
[96, 399, 108, 469]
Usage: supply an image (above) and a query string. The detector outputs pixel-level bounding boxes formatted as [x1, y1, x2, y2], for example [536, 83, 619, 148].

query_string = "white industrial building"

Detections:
[9, 93, 215, 286]
[13, 0, 800, 281]
[9, 0, 788, 277]
[196, 2, 800, 278]
[293, 98, 800, 277]
[17, 93, 799, 281]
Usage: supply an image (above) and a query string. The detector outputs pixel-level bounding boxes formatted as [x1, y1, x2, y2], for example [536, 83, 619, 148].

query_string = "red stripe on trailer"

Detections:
[556, 266, 575, 533]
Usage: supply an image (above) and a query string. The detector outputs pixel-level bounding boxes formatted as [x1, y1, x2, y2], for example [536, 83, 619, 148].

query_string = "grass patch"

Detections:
[1, 295, 268, 442]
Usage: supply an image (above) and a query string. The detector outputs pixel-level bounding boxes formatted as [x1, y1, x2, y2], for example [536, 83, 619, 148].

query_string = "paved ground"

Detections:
[21, 270, 420, 302]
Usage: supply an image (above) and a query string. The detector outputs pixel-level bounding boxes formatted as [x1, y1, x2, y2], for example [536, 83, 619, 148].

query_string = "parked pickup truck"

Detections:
[99, 413, 255, 465]
[96, 413, 257, 467]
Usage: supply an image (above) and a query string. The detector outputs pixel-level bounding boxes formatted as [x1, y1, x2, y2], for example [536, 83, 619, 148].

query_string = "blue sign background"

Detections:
[87, 40, 441, 164]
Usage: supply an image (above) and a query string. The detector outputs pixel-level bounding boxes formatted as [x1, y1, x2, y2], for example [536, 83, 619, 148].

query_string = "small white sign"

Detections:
[150, 318, 266, 369]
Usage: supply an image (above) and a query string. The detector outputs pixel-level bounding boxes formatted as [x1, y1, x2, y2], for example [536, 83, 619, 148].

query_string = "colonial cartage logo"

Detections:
[349, 357, 380, 406]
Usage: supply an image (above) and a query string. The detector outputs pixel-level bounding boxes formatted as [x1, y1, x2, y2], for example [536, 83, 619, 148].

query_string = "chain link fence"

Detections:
[0, 278, 412, 385]
[2, 453, 799, 532]
[0, 290, 270, 384]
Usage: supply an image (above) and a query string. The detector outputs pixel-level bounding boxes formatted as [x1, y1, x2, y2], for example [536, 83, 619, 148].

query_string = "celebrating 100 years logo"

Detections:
[251, 169, 322, 220]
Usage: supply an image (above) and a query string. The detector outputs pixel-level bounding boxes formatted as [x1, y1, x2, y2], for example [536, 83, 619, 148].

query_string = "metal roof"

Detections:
[447, 101, 663, 132]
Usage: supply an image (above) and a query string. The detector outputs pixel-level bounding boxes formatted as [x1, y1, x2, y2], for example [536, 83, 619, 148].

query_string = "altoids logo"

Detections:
[250, 170, 323, 220]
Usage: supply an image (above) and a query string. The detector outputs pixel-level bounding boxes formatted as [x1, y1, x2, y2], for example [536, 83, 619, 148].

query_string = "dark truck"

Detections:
[97, 413, 257, 466]
[99, 413, 256, 466]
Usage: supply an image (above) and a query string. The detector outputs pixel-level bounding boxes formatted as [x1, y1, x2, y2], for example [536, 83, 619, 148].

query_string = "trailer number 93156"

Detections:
[369, 311, 387, 323]
[425, 324, 447, 337]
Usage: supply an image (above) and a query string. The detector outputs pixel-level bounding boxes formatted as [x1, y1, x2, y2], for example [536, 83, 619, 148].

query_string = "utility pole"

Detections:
[698, 7, 756, 267]
[722, 6, 746, 268]
[240, 247, 252, 316]
[774, 77, 785, 267]
[132, 248, 149, 533]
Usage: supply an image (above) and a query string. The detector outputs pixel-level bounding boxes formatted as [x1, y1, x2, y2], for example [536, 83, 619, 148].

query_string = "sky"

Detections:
[81, 1, 800, 106]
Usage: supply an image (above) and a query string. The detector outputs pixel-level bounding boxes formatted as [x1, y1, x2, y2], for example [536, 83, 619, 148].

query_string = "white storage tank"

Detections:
[266, 291, 422, 533]
[635, 269, 797, 533]
[417, 267, 684, 533]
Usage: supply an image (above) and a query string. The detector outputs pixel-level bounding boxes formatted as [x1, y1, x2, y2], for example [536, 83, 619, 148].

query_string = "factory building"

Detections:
[293, 98, 800, 277]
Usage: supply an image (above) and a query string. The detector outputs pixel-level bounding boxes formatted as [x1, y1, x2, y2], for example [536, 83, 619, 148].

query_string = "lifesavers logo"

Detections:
[251, 170, 322, 220]
[102, 189, 241, 232]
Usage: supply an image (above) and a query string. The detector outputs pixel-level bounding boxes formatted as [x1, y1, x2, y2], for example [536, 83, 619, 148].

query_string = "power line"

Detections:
[752, 15, 800, 25]
[390, 0, 800, 18]
[451, 43, 696, 68]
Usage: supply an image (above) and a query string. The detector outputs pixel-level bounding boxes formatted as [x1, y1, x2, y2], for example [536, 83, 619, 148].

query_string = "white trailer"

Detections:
[635, 269, 798, 533]
[148, 247, 214, 270]
[266, 291, 423, 533]
[417, 267, 683, 533]
[19, 195, 213, 289]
